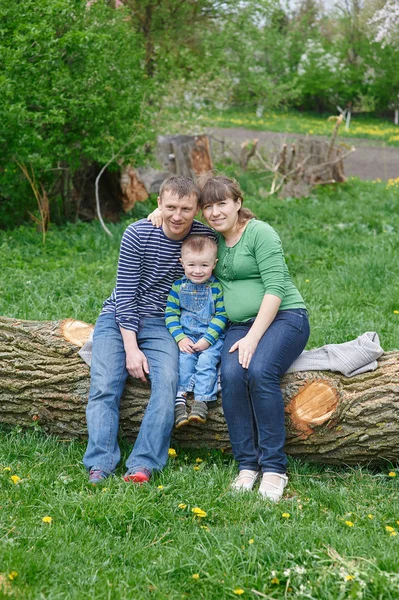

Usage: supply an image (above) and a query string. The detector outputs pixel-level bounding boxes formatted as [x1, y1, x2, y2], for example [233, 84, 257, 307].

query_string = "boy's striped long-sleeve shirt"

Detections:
[165, 275, 228, 345]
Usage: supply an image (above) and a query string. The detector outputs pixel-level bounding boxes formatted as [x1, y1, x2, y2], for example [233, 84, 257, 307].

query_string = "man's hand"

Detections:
[229, 334, 259, 369]
[125, 348, 150, 382]
[147, 207, 163, 228]
[178, 337, 196, 354]
[192, 338, 211, 352]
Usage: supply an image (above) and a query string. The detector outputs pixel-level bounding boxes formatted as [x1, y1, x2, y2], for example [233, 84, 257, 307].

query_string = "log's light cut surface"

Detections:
[0, 317, 398, 465]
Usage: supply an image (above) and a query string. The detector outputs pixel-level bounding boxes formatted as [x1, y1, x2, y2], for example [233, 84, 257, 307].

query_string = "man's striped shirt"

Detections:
[165, 274, 228, 345]
[101, 219, 215, 332]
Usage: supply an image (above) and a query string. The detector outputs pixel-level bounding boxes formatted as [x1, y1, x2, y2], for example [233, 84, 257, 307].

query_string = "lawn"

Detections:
[159, 107, 399, 147]
[1, 178, 399, 599]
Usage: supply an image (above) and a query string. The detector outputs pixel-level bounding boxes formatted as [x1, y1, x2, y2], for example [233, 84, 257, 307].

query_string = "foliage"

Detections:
[0, 427, 398, 599]
[0, 0, 148, 227]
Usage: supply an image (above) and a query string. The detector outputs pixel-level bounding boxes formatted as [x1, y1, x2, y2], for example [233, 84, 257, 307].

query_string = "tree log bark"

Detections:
[1, 317, 398, 465]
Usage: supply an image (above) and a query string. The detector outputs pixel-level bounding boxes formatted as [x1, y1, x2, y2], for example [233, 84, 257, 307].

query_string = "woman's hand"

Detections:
[178, 337, 195, 354]
[229, 334, 259, 369]
[147, 207, 163, 227]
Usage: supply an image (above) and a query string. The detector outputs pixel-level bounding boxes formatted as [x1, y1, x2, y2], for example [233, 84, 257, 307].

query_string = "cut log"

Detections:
[1, 316, 398, 465]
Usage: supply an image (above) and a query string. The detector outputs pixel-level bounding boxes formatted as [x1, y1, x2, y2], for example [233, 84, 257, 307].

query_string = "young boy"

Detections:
[165, 235, 228, 427]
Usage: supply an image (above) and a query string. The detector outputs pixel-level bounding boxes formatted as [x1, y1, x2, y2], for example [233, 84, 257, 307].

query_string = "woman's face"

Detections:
[201, 197, 242, 234]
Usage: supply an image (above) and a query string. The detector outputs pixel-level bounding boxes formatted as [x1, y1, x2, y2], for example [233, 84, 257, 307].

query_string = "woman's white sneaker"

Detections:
[259, 472, 288, 502]
[231, 469, 260, 491]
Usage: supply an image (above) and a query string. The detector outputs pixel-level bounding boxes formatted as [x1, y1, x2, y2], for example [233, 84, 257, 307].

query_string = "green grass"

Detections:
[1, 179, 399, 598]
[160, 107, 399, 147]
[1, 428, 399, 599]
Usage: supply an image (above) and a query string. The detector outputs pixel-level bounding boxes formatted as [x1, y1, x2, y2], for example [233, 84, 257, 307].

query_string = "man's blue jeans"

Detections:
[221, 309, 310, 474]
[83, 313, 178, 475]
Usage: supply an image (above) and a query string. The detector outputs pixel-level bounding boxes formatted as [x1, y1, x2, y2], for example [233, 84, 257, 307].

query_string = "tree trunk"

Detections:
[1, 317, 398, 465]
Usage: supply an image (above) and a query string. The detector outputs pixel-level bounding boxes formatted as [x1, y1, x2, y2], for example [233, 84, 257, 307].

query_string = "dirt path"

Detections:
[206, 126, 399, 181]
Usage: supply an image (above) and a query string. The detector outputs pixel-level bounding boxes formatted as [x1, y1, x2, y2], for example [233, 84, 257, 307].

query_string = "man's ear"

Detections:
[157, 196, 162, 210]
[179, 257, 182, 264]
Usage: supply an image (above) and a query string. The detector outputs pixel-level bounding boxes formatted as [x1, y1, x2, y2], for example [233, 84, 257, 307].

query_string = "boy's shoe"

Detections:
[231, 469, 259, 492]
[188, 400, 208, 424]
[175, 404, 189, 428]
[123, 470, 151, 484]
[88, 469, 109, 485]
[259, 472, 288, 502]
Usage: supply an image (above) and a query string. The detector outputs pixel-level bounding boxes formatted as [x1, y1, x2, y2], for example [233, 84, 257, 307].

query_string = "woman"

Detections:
[149, 174, 310, 501]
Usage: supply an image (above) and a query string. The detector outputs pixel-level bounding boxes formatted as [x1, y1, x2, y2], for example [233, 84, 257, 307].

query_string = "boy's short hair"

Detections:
[181, 235, 217, 258]
[159, 175, 200, 202]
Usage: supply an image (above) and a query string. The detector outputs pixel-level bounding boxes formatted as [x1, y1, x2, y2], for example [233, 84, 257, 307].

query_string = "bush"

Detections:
[0, 0, 149, 228]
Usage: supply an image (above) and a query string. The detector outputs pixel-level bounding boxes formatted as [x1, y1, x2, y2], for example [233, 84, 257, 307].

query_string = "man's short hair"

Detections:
[159, 175, 200, 202]
[181, 235, 217, 258]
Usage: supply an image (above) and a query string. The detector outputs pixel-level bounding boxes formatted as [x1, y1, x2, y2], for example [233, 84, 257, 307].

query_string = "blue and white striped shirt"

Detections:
[101, 219, 215, 332]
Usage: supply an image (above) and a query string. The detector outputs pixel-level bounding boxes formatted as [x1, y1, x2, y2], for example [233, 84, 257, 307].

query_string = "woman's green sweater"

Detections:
[214, 219, 306, 323]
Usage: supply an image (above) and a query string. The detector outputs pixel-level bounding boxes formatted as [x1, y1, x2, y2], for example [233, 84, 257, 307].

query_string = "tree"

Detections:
[0, 0, 148, 227]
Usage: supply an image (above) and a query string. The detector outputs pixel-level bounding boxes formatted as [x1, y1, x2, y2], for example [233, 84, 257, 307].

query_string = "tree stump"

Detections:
[1, 317, 398, 465]
[157, 134, 213, 178]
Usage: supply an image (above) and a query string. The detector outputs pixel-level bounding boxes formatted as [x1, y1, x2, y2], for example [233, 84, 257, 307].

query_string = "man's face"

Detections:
[158, 191, 198, 240]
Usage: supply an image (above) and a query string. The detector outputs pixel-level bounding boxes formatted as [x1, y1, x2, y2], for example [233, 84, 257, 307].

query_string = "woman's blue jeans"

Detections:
[83, 313, 178, 475]
[221, 309, 310, 474]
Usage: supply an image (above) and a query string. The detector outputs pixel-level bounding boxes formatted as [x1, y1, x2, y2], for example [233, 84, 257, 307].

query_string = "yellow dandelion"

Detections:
[248, 538, 254, 544]
[385, 526, 395, 532]
[42, 516, 52, 524]
[3, 467, 11, 472]
[192, 573, 200, 580]
[233, 588, 245, 595]
[345, 521, 354, 527]
[305, 279, 310, 283]
[192, 507, 207, 518]
[282, 513, 290, 518]
[168, 448, 177, 457]
[11, 475, 21, 484]
[195, 458, 203, 464]
[157, 485, 164, 490]
[193, 466, 200, 471]
[397, 521, 399, 525]
[101, 487, 110, 493]
[271, 577, 280, 584]
[8, 571, 18, 581]
[368, 514, 374, 519]
[178, 503, 187, 509]
[393, 311, 399, 315]
[390, 531, 397, 537]
[388, 471, 397, 476]
[201, 525, 210, 531]
[345, 575, 354, 581]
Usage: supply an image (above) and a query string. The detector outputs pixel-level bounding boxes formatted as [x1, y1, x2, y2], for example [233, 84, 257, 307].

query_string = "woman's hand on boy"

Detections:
[178, 337, 196, 353]
[192, 338, 210, 352]
[147, 208, 163, 227]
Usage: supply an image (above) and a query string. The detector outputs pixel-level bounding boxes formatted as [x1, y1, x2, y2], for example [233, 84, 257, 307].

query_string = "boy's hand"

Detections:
[147, 207, 163, 227]
[192, 338, 211, 352]
[178, 337, 195, 354]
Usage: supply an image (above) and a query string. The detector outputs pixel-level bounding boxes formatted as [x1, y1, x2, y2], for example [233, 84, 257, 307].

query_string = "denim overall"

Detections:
[178, 280, 224, 402]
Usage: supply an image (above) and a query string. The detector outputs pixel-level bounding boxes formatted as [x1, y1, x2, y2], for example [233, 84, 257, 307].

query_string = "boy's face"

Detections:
[157, 190, 198, 240]
[180, 247, 217, 284]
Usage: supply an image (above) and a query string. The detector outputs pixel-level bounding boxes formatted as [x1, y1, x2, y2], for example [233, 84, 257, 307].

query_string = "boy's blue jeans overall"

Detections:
[83, 313, 178, 475]
[221, 308, 310, 474]
[177, 280, 223, 402]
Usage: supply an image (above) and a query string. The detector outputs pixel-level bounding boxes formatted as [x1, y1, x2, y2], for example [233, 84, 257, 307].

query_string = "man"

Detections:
[83, 175, 213, 484]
